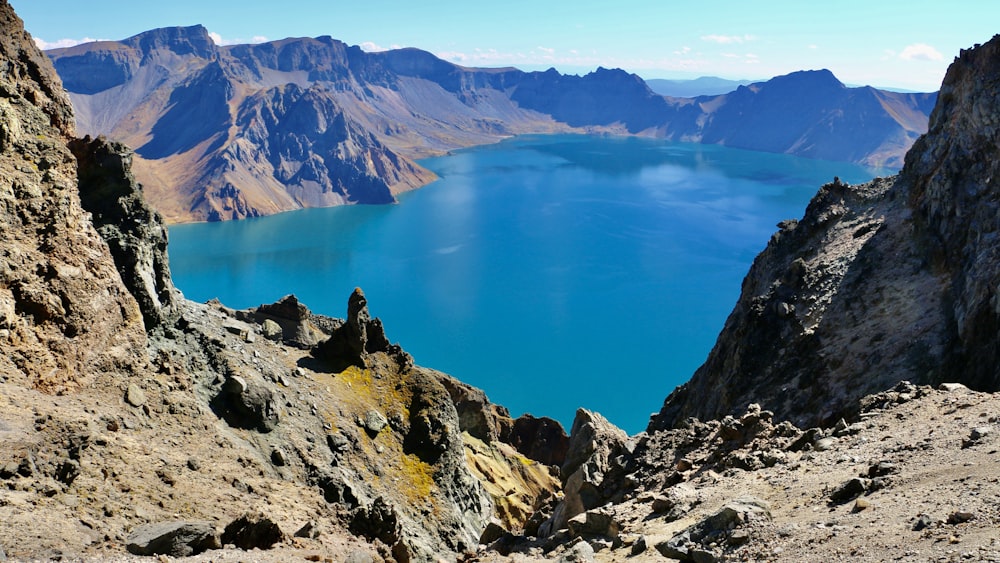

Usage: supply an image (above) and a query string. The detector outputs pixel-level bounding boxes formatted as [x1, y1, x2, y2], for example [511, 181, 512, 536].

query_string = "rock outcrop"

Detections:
[651, 34, 1000, 431]
[0, 0, 146, 393]
[46, 28, 934, 222]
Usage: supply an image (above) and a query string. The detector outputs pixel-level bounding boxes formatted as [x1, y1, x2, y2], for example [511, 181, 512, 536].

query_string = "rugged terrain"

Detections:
[3, 0, 1000, 561]
[46, 27, 934, 222]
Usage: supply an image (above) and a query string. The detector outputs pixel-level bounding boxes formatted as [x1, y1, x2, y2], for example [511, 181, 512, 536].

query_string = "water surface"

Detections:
[168, 135, 884, 433]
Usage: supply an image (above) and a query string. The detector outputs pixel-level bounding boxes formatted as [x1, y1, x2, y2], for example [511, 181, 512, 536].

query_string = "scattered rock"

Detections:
[913, 514, 935, 531]
[631, 534, 648, 556]
[656, 497, 771, 561]
[362, 410, 388, 436]
[126, 522, 221, 557]
[830, 477, 870, 504]
[650, 483, 698, 521]
[938, 383, 969, 392]
[294, 521, 320, 539]
[558, 540, 595, 562]
[125, 384, 146, 407]
[212, 375, 279, 433]
[479, 520, 508, 545]
[947, 510, 976, 525]
[271, 448, 287, 466]
[221, 512, 286, 550]
[964, 426, 992, 447]
[853, 498, 871, 512]
[566, 507, 620, 539]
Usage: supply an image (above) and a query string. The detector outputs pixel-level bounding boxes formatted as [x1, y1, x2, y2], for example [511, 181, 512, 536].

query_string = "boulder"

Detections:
[221, 512, 286, 550]
[126, 521, 221, 557]
[252, 295, 326, 348]
[656, 497, 771, 561]
[211, 374, 279, 432]
[542, 409, 631, 534]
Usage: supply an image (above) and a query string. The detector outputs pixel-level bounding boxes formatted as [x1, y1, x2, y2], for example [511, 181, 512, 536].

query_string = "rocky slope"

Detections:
[46, 27, 934, 222]
[0, 3, 564, 560]
[649, 34, 1000, 433]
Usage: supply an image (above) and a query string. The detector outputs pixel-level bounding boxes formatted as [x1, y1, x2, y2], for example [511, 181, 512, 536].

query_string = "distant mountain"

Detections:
[645, 76, 752, 97]
[48, 26, 937, 222]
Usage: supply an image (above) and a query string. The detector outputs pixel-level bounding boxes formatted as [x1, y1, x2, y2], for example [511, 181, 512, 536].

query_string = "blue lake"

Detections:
[168, 135, 885, 434]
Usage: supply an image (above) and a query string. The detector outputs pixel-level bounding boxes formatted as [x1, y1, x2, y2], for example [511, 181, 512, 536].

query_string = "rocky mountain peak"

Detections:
[123, 24, 218, 59]
[0, 0, 74, 136]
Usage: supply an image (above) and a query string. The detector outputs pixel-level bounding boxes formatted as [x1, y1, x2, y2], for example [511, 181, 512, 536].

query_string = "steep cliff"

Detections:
[651, 35, 1000, 431]
[47, 28, 934, 222]
[0, 1, 146, 393]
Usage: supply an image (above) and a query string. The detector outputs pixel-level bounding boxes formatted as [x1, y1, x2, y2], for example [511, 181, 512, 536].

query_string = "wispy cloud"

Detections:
[673, 46, 692, 56]
[701, 34, 756, 45]
[898, 43, 943, 62]
[208, 32, 268, 46]
[34, 37, 100, 50]
[358, 41, 402, 53]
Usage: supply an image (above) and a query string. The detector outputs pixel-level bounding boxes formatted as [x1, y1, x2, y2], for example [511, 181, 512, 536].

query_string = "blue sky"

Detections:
[11, 0, 998, 92]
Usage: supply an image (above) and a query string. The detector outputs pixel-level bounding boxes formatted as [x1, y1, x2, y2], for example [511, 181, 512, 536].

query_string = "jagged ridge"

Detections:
[47, 26, 935, 222]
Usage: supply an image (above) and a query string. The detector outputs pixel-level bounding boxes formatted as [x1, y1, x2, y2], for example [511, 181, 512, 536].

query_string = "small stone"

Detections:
[830, 477, 869, 504]
[223, 375, 248, 395]
[479, 521, 507, 544]
[126, 522, 221, 557]
[362, 410, 388, 435]
[631, 535, 648, 555]
[187, 458, 201, 471]
[853, 499, 871, 512]
[294, 520, 320, 539]
[221, 512, 286, 550]
[271, 449, 287, 467]
[938, 383, 968, 392]
[676, 458, 694, 471]
[947, 511, 975, 525]
[814, 437, 837, 451]
[260, 319, 283, 341]
[727, 529, 750, 546]
[913, 514, 934, 531]
[327, 433, 349, 453]
[970, 426, 992, 441]
[558, 540, 595, 562]
[125, 384, 146, 407]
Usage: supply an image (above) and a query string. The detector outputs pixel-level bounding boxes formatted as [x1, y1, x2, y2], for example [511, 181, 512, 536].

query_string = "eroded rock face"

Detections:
[651, 36, 1000, 431]
[0, 0, 146, 392]
[70, 135, 178, 331]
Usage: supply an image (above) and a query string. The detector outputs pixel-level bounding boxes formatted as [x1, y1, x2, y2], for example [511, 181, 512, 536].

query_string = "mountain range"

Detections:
[48, 26, 936, 222]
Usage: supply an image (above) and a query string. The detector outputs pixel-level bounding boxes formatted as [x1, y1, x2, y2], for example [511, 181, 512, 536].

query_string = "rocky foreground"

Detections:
[2, 0, 1000, 561]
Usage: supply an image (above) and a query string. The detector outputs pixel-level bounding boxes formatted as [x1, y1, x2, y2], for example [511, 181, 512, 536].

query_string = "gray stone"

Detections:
[126, 521, 221, 557]
[261, 319, 282, 341]
[270, 449, 287, 466]
[631, 534, 647, 555]
[947, 510, 975, 525]
[814, 437, 837, 451]
[221, 512, 286, 550]
[938, 382, 968, 392]
[344, 551, 375, 563]
[362, 410, 388, 435]
[294, 520, 320, 539]
[558, 540, 595, 562]
[830, 477, 870, 504]
[567, 508, 619, 539]
[657, 497, 771, 560]
[479, 520, 507, 544]
[970, 426, 992, 441]
[125, 383, 146, 407]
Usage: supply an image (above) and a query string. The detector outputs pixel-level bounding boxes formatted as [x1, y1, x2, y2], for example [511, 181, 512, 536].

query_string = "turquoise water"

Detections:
[168, 135, 884, 434]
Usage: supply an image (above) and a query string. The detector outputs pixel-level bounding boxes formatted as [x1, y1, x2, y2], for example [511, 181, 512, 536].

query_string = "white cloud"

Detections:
[33, 37, 99, 50]
[701, 34, 756, 45]
[537, 46, 555, 55]
[673, 46, 692, 56]
[208, 32, 268, 46]
[899, 43, 943, 62]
